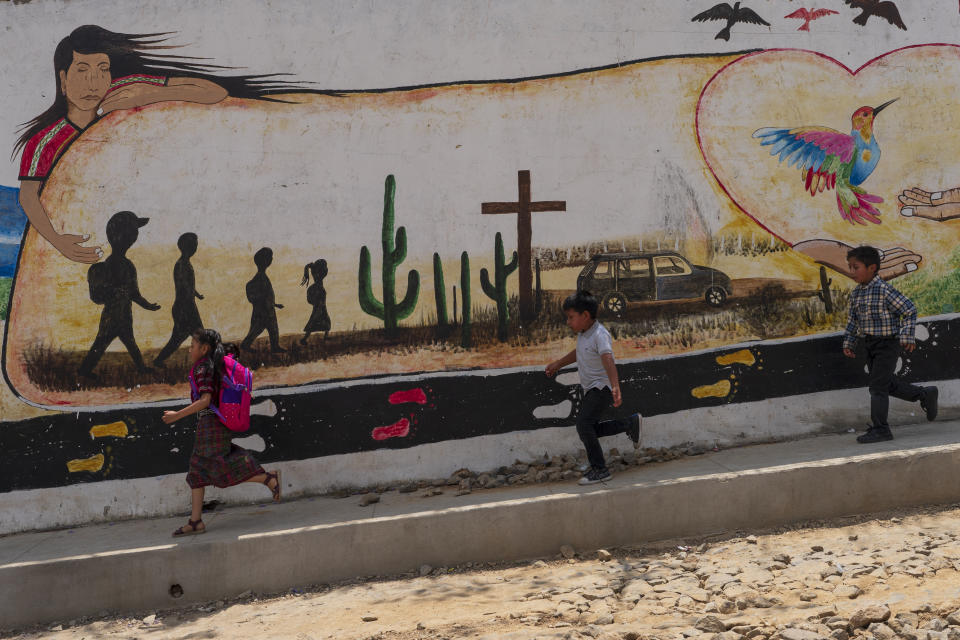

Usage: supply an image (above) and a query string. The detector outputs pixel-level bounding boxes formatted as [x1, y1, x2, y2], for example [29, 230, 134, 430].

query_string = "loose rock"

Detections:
[849, 605, 890, 629]
[695, 615, 728, 633]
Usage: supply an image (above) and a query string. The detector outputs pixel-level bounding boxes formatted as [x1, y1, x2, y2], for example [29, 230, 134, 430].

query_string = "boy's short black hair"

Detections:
[846, 245, 881, 270]
[563, 290, 599, 318]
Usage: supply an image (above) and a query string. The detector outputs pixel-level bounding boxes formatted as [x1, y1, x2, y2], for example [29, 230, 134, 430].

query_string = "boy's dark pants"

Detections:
[577, 387, 632, 471]
[864, 336, 925, 429]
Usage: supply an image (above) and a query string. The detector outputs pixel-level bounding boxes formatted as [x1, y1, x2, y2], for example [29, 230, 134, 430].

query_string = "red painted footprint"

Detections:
[372, 418, 411, 441]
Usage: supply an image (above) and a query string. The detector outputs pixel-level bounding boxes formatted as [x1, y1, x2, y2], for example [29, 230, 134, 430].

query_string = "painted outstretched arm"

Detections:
[98, 77, 228, 115]
[131, 287, 161, 311]
[899, 187, 960, 221]
[18, 180, 102, 263]
[793, 239, 920, 281]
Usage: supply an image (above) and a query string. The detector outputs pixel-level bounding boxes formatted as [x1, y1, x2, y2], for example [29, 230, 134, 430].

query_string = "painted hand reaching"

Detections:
[899, 187, 960, 221]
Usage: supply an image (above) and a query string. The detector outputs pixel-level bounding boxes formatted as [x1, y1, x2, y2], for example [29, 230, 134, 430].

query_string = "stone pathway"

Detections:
[8, 504, 960, 640]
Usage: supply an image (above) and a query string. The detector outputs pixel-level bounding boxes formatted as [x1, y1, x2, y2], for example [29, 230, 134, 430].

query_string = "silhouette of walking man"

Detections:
[241, 247, 286, 353]
[154, 233, 204, 366]
[79, 211, 160, 379]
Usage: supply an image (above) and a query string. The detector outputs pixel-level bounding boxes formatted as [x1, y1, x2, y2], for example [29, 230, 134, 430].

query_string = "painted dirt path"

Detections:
[11, 504, 960, 640]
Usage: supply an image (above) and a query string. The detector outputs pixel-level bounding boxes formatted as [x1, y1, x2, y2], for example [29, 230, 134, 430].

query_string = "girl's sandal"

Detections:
[264, 470, 282, 502]
[172, 518, 205, 537]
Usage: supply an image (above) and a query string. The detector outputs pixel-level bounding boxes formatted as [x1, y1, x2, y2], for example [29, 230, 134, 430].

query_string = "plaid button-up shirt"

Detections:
[843, 275, 917, 350]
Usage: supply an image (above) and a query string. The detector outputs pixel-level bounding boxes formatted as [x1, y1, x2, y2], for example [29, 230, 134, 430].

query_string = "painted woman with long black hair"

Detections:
[14, 25, 303, 263]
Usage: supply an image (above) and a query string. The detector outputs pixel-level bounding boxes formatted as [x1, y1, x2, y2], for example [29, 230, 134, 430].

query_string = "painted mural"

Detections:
[2, 2, 959, 499]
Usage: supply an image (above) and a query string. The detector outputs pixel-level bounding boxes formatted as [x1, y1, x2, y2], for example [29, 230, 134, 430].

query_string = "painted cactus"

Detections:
[480, 232, 518, 342]
[460, 251, 471, 348]
[433, 252, 448, 327]
[359, 175, 420, 331]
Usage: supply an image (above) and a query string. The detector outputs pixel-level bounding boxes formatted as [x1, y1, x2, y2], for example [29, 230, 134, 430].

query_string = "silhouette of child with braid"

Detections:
[240, 247, 285, 353]
[79, 211, 160, 379]
[300, 259, 331, 345]
[154, 233, 204, 367]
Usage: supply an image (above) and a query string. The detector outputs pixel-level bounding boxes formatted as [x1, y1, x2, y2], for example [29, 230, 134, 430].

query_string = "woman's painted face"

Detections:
[59, 52, 111, 111]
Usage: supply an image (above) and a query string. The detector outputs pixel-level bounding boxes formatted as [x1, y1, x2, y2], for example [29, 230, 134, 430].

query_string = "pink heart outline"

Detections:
[694, 44, 960, 246]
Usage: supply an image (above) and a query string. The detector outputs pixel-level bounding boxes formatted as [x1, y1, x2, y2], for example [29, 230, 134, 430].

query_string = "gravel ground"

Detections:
[7, 504, 960, 640]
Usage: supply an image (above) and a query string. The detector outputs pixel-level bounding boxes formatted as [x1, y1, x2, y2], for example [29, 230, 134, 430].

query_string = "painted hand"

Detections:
[793, 239, 921, 281]
[146, 302, 161, 311]
[51, 232, 102, 264]
[899, 187, 960, 221]
[98, 84, 166, 115]
[275, 303, 284, 309]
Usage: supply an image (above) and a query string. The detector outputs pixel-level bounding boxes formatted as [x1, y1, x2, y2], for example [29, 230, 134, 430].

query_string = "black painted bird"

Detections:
[691, 2, 771, 41]
[843, 0, 907, 30]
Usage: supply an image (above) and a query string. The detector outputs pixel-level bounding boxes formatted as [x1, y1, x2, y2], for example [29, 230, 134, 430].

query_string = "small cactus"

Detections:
[480, 232, 519, 342]
[460, 251, 472, 348]
[817, 266, 834, 313]
[359, 175, 420, 332]
[433, 253, 448, 328]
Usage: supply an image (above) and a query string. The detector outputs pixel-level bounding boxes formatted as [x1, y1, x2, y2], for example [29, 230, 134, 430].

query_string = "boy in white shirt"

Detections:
[546, 290, 641, 485]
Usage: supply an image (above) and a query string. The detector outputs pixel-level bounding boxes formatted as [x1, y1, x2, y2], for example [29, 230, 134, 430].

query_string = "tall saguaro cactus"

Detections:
[359, 175, 420, 332]
[460, 251, 472, 348]
[433, 253, 448, 328]
[480, 232, 518, 342]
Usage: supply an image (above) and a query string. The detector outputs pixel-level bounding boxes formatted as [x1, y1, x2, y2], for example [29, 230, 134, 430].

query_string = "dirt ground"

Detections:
[8, 503, 960, 640]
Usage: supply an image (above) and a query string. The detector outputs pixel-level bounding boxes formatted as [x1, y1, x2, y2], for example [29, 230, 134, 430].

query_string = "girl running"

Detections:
[162, 328, 280, 537]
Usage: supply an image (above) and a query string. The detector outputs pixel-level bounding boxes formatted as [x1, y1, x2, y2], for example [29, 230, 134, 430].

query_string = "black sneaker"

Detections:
[628, 413, 642, 448]
[857, 425, 893, 444]
[578, 467, 613, 485]
[921, 386, 939, 422]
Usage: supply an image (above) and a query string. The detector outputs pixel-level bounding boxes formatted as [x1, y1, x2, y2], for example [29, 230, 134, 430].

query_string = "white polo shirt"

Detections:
[576, 321, 614, 391]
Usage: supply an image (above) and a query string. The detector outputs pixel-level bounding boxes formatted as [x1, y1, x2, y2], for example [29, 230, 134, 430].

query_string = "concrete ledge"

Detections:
[4, 422, 960, 630]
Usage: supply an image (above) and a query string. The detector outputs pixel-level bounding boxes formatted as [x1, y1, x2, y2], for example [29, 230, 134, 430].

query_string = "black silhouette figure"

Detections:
[240, 247, 286, 353]
[154, 233, 204, 367]
[691, 2, 771, 40]
[300, 259, 331, 345]
[843, 0, 906, 30]
[79, 211, 161, 379]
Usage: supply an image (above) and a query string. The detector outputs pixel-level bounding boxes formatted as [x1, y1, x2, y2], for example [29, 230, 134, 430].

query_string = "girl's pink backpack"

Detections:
[190, 356, 253, 432]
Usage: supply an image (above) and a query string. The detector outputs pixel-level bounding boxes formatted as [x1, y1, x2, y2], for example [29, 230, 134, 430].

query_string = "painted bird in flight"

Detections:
[752, 99, 897, 225]
[785, 8, 840, 31]
[843, 0, 907, 30]
[691, 2, 771, 41]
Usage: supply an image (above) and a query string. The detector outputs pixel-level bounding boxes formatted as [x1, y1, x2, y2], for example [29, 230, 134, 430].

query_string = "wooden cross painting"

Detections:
[481, 170, 566, 321]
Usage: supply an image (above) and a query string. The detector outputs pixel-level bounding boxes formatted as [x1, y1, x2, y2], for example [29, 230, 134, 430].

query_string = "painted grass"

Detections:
[22, 287, 852, 392]
[896, 247, 960, 316]
[0, 278, 10, 321]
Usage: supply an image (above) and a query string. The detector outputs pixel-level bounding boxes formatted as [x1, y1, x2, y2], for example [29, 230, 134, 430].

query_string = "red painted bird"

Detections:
[785, 8, 840, 31]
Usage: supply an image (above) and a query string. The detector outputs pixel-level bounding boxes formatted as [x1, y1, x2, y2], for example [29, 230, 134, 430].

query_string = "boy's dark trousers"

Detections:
[577, 387, 632, 471]
[864, 336, 925, 428]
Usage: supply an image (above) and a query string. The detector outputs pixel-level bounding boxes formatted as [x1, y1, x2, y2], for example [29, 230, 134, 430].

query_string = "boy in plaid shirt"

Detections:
[843, 246, 938, 443]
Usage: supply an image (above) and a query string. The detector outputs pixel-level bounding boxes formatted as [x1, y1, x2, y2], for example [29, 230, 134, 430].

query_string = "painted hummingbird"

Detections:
[753, 99, 897, 225]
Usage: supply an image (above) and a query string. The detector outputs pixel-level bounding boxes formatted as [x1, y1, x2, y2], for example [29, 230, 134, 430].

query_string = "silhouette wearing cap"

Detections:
[154, 233, 204, 367]
[79, 211, 161, 379]
[240, 247, 286, 353]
